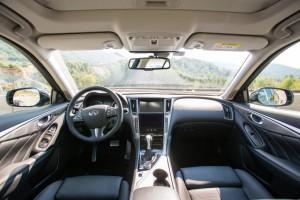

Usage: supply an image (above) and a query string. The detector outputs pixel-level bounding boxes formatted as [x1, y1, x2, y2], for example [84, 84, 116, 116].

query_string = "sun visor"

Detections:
[37, 33, 123, 50]
[185, 33, 268, 51]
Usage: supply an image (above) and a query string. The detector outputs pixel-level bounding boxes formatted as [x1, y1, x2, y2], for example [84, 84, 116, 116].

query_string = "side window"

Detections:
[248, 42, 300, 112]
[0, 38, 52, 115]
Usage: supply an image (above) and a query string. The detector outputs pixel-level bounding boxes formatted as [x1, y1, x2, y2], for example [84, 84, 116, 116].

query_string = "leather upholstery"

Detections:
[176, 166, 272, 200]
[179, 166, 241, 189]
[133, 186, 180, 200]
[34, 175, 129, 200]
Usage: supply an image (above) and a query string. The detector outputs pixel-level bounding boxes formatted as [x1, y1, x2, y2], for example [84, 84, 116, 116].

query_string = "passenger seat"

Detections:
[176, 166, 272, 200]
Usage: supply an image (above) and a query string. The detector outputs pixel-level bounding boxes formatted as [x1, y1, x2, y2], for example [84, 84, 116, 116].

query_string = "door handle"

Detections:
[37, 115, 53, 128]
[248, 113, 263, 125]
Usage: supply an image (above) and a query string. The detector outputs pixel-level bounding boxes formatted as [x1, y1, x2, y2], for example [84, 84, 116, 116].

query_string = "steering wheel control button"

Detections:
[73, 111, 83, 122]
[107, 108, 117, 117]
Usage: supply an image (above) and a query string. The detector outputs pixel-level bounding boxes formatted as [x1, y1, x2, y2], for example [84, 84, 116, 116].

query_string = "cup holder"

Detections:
[153, 168, 170, 187]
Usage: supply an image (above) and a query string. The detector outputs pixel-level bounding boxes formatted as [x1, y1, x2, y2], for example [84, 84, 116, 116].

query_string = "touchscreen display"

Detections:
[139, 100, 164, 113]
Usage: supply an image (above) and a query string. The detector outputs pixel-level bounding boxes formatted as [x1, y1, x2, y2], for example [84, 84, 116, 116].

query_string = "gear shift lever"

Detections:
[146, 134, 152, 150]
[144, 134, 153, 161]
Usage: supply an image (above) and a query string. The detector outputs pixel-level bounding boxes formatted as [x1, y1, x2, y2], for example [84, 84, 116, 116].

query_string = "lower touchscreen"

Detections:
[139, 114, 164, 134]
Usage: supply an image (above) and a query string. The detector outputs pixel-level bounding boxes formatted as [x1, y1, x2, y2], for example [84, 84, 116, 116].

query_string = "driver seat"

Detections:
[34, 175, 129, 200]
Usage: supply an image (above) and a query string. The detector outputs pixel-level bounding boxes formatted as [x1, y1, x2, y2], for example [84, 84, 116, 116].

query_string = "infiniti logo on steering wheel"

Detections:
[88, 110, 99, 116]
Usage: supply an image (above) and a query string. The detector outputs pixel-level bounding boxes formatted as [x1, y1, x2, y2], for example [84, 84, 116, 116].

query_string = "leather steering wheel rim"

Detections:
[66, 86, 123, 142]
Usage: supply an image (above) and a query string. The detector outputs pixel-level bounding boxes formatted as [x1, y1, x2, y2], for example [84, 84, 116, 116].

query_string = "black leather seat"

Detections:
[176, 166, 272, 200]
[34, 175, 129, 200]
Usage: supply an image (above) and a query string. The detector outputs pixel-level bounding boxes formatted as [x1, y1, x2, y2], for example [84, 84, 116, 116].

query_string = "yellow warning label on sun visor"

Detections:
[214, 42, 241, 50]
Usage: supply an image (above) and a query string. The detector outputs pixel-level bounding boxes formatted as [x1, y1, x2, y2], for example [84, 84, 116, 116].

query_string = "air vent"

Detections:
[145, 1, 167, 7]
[123, 108, 129, 114]
[222, 104, 233, 120]
[137, 0, 179, 8]
[130, 99, 137, 114]
[165, 99, 172, 112]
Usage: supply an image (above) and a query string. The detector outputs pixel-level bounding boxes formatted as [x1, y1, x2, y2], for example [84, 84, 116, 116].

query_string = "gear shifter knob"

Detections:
[145, 134, 152, 150]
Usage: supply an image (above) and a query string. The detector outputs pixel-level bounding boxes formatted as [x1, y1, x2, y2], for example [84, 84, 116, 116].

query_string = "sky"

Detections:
[272, 42, 300, 69]
[182, 49, 249, 67]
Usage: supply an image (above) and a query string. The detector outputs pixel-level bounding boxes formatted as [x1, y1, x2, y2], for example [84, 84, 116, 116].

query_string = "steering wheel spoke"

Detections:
[90, 127, 105, 139]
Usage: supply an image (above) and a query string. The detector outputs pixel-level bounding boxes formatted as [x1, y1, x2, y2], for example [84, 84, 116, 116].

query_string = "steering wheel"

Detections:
[66, 86, 123, 142]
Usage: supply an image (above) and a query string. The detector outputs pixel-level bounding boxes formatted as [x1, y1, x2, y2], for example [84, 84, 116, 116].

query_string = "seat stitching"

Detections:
[215, 187, 221, 200]
[55, 180, 65, 199]
[178, 170, 192, 200]
[232, 169, 251, 199]
[117, 177, 123, 200]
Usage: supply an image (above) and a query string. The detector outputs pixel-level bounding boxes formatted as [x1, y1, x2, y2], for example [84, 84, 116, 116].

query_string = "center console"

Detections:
[139, 99, 165, 151]
[129, 97, 175, 195]
[128, 97, 179, 200]
[129, 98, 172, 169]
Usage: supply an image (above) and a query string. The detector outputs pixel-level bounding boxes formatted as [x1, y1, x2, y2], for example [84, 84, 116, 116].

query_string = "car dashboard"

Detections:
[73, 91, 235, 194]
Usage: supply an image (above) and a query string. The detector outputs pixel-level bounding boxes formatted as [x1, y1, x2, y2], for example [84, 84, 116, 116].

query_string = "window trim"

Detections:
[234, 39, 300, 103]
[0, 36, 66, 103]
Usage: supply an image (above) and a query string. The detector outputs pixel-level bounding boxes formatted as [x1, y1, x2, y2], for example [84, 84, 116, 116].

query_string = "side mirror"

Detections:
[128, 57, 170, 70]
[6, 88, 50, 107]
[249, 87, 293, 106]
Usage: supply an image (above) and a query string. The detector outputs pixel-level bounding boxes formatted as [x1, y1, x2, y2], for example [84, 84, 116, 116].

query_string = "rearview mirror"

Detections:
[128, 57, 170, 70]
[249, 87, 293, 106]
[6, 88, 50, 107]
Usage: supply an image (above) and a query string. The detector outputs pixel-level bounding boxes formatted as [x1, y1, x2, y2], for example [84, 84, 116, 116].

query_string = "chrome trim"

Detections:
[163, 98, 173, 155]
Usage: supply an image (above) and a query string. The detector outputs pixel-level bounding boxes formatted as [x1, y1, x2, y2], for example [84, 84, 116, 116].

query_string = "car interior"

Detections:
[0, 0, 300, 200]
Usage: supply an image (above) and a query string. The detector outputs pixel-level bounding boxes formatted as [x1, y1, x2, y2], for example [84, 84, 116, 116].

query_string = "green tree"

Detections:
[66, 61, 102, 89]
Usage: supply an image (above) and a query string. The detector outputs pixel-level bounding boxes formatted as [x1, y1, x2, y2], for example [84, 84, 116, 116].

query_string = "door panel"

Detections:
[234, 103, 300, 198]
[0, 134, 36, 170]
[0, 103, 67, 200]
[249, 104, 300, 129]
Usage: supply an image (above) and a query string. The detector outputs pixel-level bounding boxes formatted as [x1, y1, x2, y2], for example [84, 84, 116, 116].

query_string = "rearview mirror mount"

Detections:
[128, 57, 170, 70]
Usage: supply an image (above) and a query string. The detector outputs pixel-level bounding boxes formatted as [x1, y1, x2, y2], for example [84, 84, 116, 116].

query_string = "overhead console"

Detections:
[127, 32, 182, 51]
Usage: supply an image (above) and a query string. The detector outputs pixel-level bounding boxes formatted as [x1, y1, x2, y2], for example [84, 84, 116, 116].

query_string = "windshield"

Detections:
[58, 49, 249, 94]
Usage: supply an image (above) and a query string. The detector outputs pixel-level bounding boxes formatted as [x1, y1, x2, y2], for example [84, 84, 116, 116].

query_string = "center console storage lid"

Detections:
[133, 186, 180, 200]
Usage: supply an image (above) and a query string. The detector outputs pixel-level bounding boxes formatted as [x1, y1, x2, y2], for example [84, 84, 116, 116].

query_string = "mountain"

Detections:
[203, 60, 300, 79]
[260, 63, 300, 79]
[61, 51, 125, 65]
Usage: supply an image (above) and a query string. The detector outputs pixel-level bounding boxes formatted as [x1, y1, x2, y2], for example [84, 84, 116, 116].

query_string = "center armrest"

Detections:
[133, 186, 180, 200]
